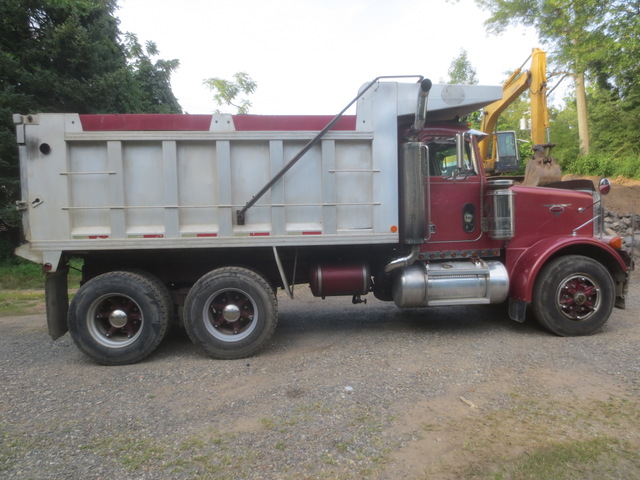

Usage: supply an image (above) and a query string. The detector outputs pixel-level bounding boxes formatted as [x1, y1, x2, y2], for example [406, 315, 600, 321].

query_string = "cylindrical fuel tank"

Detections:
[392, 259, 509, 307]
[309, 264, 371, 298]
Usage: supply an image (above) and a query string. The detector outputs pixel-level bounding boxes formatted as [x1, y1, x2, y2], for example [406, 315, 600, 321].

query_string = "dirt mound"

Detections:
[562, 174, 640, 215]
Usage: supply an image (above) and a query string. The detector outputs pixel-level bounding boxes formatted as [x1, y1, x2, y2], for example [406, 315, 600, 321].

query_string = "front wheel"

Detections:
[184, 267, 278, 359]
[532, 255, 615, 336]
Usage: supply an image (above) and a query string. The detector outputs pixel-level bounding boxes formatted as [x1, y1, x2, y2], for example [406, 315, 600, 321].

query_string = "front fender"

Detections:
[507, 236, 629, 304]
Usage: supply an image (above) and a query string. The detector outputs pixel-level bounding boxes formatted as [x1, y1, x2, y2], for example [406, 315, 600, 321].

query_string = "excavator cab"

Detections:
[494, 131, 519, 172]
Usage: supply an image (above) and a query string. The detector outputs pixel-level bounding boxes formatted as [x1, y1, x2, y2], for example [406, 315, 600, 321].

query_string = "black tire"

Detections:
[123, 269, 175, 333]
[532, 255, 615, 336]
[183, 267, 278, 359]
[68, 271, 170, 365]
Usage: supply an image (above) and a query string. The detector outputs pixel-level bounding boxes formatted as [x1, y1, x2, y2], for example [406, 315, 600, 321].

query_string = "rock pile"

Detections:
[604, 210, 640, 260]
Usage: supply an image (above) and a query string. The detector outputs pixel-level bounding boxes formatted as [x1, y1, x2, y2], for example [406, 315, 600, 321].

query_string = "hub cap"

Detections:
[87, 294, 143, 348]
[109, 310, 128, 328]
[204, 288, 257, 342]
[556, 274, 600, 321]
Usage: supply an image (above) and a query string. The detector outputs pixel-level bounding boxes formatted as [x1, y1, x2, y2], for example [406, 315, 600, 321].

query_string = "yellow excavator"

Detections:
[479, 48, 561, 186]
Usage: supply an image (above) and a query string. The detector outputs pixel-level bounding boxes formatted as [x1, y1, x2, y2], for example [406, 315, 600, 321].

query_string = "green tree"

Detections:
[0, 0, 181, 252]
[203, 72, 257, 114]
[548, 99, 579, 168]
[447, 49, 478, 85]
[445, 49, 481, 126]
[470, 0, 640, 159]
[585, 2, 640, 169]
[471, 0, 605, 155]
[122, 33, 181, 114]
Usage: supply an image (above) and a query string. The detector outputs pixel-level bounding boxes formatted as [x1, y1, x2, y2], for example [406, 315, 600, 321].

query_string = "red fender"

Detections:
[507, 236, 629, 303]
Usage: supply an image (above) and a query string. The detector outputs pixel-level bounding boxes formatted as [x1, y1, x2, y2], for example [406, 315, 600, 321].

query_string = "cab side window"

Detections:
[427, 140, 476, 177]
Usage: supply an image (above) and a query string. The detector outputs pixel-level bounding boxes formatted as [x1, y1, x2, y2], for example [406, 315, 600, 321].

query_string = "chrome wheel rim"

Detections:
[555, 274, 601, 321]
[87, 294, 144, 348]
[203, 288, 258, 341]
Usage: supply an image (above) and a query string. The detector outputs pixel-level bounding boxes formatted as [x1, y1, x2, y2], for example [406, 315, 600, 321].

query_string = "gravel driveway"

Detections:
[1, 271, 639, 479]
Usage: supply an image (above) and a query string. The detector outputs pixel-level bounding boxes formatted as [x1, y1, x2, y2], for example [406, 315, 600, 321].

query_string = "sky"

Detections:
[116, 0, 545, 115]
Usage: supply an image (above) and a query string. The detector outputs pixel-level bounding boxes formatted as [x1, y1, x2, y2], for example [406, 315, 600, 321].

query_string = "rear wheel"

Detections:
[184, 267, 278, 359]
[68, 271, 170, 365]
[532, 255, 615, 336]
[123, 269, 175, 331]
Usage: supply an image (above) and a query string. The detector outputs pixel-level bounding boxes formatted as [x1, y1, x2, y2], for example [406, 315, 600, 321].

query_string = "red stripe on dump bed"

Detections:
[232, 115, 357, 131]
[78, 114, 357, 132]
[79, 114, 213, 131]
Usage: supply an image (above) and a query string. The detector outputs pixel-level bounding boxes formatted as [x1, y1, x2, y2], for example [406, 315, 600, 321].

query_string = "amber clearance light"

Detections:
[608, 236, 623, 250]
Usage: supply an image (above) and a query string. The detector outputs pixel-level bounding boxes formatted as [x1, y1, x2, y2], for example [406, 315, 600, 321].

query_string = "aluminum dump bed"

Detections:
[14, 80, 502, 268]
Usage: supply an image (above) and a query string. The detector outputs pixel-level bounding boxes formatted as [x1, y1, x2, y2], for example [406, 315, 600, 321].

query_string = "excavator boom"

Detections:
[480, 48, 549, 173]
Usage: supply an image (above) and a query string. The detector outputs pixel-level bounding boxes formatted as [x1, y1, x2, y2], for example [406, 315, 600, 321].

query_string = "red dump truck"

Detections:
[13, 76, 632, 365]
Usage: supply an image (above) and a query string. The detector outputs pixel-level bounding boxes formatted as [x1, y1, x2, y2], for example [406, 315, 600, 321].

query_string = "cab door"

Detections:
[424, 135, 484, 249]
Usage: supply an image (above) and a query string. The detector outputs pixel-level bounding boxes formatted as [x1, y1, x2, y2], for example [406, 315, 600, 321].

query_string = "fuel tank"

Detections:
[309, 264, 371, 298]
[392, 259, 509, 307]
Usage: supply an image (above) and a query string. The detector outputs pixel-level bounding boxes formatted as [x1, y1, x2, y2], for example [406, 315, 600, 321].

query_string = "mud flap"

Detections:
[508, 297, 528, 323]
[45, 266, 69, 339]
[614, 261, 630, 310]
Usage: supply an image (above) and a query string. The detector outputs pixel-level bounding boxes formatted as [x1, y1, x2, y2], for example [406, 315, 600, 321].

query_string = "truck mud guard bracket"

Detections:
[273, 246, 296, 299]
[236, 75, 424, 225]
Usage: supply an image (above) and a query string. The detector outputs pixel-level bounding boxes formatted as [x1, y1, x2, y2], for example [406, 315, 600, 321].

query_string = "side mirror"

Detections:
[599, 178, 611, 195]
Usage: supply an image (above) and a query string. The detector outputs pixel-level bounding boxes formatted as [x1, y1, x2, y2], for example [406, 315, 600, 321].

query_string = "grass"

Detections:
[421, 393, 640, 480]
[0, 259, 82, 290]
[0, 260, 47, 290]
[82, 433, 166, 470]
[0, 424, 32, 473]
[489, 437, 630, 480]
[0, 290, 46, 316]
[0, 258, 82, 316]
[80, 428, 257, 479]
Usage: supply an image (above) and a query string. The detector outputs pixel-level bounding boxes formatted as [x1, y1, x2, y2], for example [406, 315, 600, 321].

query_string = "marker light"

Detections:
[608, 236, 623, 250]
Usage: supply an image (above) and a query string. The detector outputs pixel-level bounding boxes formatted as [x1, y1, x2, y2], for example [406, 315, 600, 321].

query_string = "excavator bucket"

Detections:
[521, 143, 562, 186]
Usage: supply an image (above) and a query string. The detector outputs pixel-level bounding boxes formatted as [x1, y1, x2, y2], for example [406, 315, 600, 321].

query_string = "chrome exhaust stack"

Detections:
[398, 78, 432, 247]
[389, 79, 433, 273]
[385, 245, 420, 274]
[407, 78, 432, 141]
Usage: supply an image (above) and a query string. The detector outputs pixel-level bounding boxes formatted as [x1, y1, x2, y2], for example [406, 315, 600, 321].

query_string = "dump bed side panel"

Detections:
[16, 81, 504, 269]
[16, 113, 399, 266]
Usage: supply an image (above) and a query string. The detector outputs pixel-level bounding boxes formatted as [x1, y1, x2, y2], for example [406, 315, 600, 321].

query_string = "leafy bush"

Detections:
[617, 155, 640, 179]
[563, 152, 640, 180]
[0, 235, 20, 264]
[564, 154, 600, 175]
